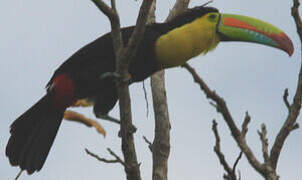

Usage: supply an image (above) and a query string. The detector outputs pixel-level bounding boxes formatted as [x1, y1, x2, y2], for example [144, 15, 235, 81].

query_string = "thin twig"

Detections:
[166, 0, 190, 21]
[212, 120, 234, 178]
[292, 0, 302, 42]
[258, 124, 269, 163]
[200, 0, 214, 7]
[14, 170, 23, 180]
[283, 88, 290, 111]
[86, 148, 119, 163]
[291, 123, 300, 131]
[92, 0, 119, 24]
[92, 0, 123, 58]
[142, 81, 150, 118]
[85, 148, 126, 167]
[212, 120, 242, 180]
[232, 152, 243, 174]
[143, 136, 153, 152]
[122, 0, 155, 62]
[210, 101, 218, 109]
[110, 0, 117, 13]
[107, 148, 127, 167]
[241, 112, 251, 138]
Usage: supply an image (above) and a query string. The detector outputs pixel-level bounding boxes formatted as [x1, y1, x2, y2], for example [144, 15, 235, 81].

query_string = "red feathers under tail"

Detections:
[6, 93, 65, 174]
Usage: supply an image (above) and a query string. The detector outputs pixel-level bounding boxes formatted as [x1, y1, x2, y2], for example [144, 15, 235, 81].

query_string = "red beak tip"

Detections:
[286, 42, 294, 57]
[275, 33, 294, 57]
[289, 50, 294, 57]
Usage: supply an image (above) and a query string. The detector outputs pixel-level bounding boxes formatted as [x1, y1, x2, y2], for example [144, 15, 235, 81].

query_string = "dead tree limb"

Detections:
[92, 1, 154, 180]
[212, 120, 242, 180]
[85, 148, 126, 167]
[182, 63, 267, 176]
[182, 63, 282, 179]
[182, 1, 302, 179]
[269, 0, 302, 170]
[150, 1, 190, 180]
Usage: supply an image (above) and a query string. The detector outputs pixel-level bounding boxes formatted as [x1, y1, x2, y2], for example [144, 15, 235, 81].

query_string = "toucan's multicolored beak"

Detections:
[217, 14, 294, 56]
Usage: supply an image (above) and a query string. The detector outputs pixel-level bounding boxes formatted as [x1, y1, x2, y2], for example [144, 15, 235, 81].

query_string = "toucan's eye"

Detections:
[209, 14, 217, 19]
[208, 13, 218, 22]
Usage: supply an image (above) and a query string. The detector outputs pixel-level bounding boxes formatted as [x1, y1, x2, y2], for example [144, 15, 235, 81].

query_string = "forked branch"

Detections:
[91, 1, 154, 180]
[183, 1, 302, 179]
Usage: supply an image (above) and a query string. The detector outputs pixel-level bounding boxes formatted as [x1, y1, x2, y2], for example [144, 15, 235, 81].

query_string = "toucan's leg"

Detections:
[96, 113, 120, 124]
[93, 85, 137, 133]
[93, 82, 119, 124]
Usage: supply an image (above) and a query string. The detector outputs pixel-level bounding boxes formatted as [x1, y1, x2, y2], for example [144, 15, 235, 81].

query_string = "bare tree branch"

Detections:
[14, 170, 23, 180]
[150, 1, 190, 180]
[91, 0, 117, 22]
[92, 1, 154, 180]
[85, 148, 126, 167]
[283, 89, 291, 111]
[232, 152, 243, 174]
[212, 120, 242, 180]
[115, 0, 154, 179]
[143, 136, 153, 152]
[92, 0, 123, 54]
[122, 0, 155, 63]
[270, 0, 302, 170]
[166, 0, 190, 21]
[182, 63, 267, 176]
[151, 70, 171, 180]
[201, 0, 214, 7]
[142, 81, 150, 117]
[212, 120, 234, 178]
[241, 112, 251, 138]
[257, 124, 269, 164]
[292, 0, 302, 42]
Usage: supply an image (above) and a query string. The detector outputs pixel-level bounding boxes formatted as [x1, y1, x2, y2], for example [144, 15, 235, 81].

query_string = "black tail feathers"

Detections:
[6, 93, 65, 174]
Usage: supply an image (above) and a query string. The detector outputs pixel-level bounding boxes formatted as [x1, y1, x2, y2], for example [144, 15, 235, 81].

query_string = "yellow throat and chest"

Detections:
[155, 16, 220, 68]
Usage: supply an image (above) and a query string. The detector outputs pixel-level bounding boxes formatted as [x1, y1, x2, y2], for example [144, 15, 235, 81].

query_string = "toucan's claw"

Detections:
[99, 72, 132, 83]
[99, 72, 119, 80]
[96, 113, 137, 137]
[123, 73, 132, 83]
[96, 113, 120, 124]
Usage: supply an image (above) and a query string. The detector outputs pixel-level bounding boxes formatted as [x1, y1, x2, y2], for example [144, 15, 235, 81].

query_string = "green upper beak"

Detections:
[217, 14, 294, 56]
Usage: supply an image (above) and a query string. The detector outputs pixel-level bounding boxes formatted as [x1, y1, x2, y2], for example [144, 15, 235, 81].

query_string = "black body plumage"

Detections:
[6, 7, 219, 174]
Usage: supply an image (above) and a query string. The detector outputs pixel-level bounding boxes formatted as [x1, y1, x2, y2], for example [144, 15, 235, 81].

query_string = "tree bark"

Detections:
[92, 1, 154, 179]
[151, 1, 190, 180]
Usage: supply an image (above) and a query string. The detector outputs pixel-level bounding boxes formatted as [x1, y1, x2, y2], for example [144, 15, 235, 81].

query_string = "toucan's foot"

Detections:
[99, 72, 119, 80]
[122, 73, 132, 83]
[99, 72, 132, 83]
[118, 124, 137, 137]
[73, 98, 94, 107]
[96, 113, 120, 124]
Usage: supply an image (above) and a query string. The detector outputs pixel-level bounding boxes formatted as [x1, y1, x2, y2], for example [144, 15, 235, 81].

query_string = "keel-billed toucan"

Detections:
[6, 6, 294, 174]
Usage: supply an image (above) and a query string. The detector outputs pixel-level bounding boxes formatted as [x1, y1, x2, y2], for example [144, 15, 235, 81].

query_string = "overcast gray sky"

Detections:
[1, 0, 301, 179]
